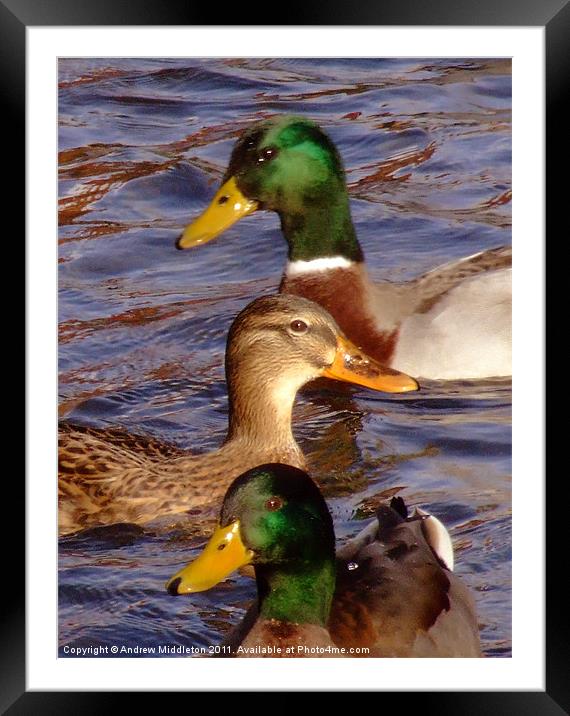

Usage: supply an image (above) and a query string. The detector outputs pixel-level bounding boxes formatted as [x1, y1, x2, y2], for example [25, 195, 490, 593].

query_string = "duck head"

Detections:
[177, 116, 362, 262]
[166, 463, 336, 626]
[224, 294, 418, 441]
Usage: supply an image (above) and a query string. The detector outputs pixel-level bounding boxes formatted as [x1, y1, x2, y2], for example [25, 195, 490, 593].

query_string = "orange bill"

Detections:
[165, 521, 253, 595]
[322, 335, 419, 393]
[177, 177, 258, 249]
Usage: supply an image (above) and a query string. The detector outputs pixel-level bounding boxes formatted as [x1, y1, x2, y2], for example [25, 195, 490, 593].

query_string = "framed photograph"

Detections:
[13, 0, 559, 708]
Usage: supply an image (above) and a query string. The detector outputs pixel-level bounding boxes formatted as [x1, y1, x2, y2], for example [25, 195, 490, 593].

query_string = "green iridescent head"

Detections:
[220, 462, 335, 565]
[224, 116, 345, 211]
[166, 463, 337, 626]
[178, 116, 363, 262]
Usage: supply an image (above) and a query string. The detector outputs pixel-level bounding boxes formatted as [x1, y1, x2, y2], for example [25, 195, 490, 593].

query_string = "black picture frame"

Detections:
[11, 0, 560, 709]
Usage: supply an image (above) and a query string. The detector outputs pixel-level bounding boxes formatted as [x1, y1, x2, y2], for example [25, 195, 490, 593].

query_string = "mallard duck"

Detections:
[59, 295, 418, 535]
[177, 116, 511, 381]
[166, 463, 481, 657]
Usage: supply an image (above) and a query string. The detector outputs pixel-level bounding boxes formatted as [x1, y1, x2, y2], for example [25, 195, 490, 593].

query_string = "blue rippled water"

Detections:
[58, 57, 512, 658]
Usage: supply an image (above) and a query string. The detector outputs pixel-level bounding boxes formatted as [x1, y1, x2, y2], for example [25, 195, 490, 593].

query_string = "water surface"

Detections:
[58, 57, 512, 658]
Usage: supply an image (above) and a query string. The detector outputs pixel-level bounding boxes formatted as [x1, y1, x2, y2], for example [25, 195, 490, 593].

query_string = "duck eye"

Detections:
[289, 319, 308, 334]
[257, 146, 279, 163]
[265, 497, 283, 511]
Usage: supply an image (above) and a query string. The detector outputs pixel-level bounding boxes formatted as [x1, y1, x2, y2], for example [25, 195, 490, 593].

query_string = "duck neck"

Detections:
[279, 189, 363, 264]
[226, 367, 301, 452]
[255, 558, 336, 627]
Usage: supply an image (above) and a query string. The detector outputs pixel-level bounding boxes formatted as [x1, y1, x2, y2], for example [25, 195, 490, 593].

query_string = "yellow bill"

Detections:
[166, 521, 253, 595]
[177, 177, 258, 249]
[322, 335, 419, 393]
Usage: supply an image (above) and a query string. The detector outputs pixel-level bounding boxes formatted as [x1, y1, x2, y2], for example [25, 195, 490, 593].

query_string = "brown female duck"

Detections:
[166, 463, 481, 657]
[59, 295, 418, 535]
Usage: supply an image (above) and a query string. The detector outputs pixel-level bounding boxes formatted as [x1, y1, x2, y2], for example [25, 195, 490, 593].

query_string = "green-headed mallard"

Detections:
[177, 116, 511, 381]
[59, 295, 418, 535]
[166, 463, 481, 657]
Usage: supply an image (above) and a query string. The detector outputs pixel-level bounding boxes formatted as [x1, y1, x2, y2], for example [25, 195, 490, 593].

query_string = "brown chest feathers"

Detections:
[236, 619, 341, 658]
[281, 267, 399, 365]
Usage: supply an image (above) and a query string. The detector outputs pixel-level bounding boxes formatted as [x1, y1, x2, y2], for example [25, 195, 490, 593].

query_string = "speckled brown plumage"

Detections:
[59, 294, 413, 536]
[58, 423, 305, 536]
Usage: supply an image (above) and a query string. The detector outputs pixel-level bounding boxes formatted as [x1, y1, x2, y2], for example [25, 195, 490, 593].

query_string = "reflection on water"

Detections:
[58, 58, 511, 657]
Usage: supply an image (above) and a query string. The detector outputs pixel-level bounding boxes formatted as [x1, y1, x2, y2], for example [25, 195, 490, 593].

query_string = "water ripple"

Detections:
[59, 57, 512, 658]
